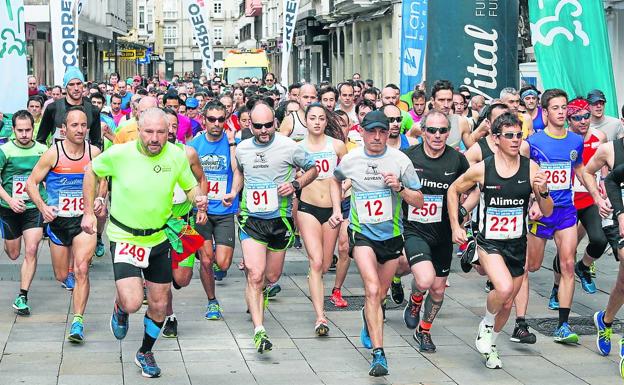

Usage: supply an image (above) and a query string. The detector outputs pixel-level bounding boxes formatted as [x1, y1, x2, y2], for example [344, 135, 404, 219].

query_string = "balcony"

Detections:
[333, 0, 390, 15]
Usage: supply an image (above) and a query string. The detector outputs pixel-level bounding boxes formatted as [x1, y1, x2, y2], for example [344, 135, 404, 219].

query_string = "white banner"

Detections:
[0, 0, 27, 113]
[50, 0, 79, 86]
[281, 0, 300, 84]
[184, 0, 213, 76]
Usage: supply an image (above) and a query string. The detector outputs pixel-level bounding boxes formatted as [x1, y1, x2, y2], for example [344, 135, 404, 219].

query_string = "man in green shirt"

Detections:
[81, 107, 207, 378]
[0, 110, 47, 315]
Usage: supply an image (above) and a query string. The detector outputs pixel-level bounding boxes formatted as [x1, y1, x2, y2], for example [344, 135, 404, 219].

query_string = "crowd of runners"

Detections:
[3, 67, 624, 378]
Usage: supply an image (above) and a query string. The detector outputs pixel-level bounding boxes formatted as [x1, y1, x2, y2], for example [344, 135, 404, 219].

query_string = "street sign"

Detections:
[103, 49, 147, 60]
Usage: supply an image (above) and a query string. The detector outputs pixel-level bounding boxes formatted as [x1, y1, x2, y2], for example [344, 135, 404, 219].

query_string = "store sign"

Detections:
[281, 0, 300, 83]
[50, 0, 80, 86]
[0, 0, 27, 114]
[184, 0, 213, 75]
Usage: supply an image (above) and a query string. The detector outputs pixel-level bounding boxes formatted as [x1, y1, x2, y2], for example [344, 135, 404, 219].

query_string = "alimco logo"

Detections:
[153, 165, 172, 173]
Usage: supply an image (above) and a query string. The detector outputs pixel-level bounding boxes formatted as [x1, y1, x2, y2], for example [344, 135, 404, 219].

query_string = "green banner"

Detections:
[529, 1, 618, 117]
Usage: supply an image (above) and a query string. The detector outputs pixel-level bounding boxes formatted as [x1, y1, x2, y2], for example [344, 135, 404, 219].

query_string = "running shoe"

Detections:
[315, 320, 329, 336]
[110, 302, 129, 340]
[162, 316, 178, 338]
[620, 339, 624, 379]
[329, 254, 338, 271]
[293, 235, 302, 249]
[403, 295, 421, 330]
[485, 346, 502, 369]
[205, 300, 223, 320]
[360, 307, 372, 349]
[593, 310, 611, 356]
[590, 261, 597, 278]
[12, 294, 30, 316]
[553, 322, 579, 344]
[68, 321, 84, 343]
[369, 349, 388, 377]
[475, 320, 494, 354]
[254, 330, 273, 353]
[575, 262, 597, 294]
[135, 350, 161, 378]
[414, 330, 436, 353]
[390, 276, 404, 304]
[510, 320, 536, 344]
[460, 239, 477, 273]
[213, 263, 227, 281]
[548, 287, 559, 310]
[95, 238, 105, 258]
[61, 272, 75, 291]
[329, 288, 348, 308]
[265, 283, 281, 298]
[484, 280, 494, 293]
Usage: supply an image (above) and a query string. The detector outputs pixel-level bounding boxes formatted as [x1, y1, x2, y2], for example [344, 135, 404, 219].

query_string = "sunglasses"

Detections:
[205, 116, 225, 123]
[252, 122, 273, 129]
[387, 116, 402, 123]
[570, 112, 591, 122]
[498, 131, 523, 139]
[425, 126, 449, 134]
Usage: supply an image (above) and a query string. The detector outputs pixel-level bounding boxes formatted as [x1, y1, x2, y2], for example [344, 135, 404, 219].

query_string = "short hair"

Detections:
[52, 85, 63, 93]
[541, 88, 568, 109]
[204, 101, 226, 114]
[385, 83, 400, 92]
[486, 103, 510, 121]
[288, 83, 302, 93]
[89, 92, 106, 104]
[136, 88, 148, 96]
[162, 107, 178, 121]
[421, 110, 451, 130]
[27, 95, 43, 107]
[163, 92, 182, 105]
[338, 81, 354, 94]
[352, 72, 361, 77]
[110, 93, 123, 103]
[412, 90, 426, 101]
[250, 101, 275, 121]
[491, 111, 521, 135]
[519, 84, 540, 97]
[319, 86, 338, 100]
[138, 107, 168, 128]
[355, 99, 376, 115]
[365, 79, 374, 88]
[63, 105, 87, 125]
[430, 80, 454, 99]
[499, 87, 518, 99]
[363, 88, 378, 99]
[265, 72, 276, 80]
[12, 109, 34, 128]
[453, 90, 467, 102]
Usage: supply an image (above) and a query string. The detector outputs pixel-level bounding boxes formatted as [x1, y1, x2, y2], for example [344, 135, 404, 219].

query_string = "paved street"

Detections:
[0, 237, 622, 385]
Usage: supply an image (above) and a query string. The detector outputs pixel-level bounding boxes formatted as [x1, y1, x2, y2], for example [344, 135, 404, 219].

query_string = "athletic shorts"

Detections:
[347, 228, 404, 264]
[602, 225, 624, 261]
[298, 200, 332, 225]
[0, 207, 43, 240]
[195, 214, 235, 248]
[404, 234, 453, 277]
[475, 233, 526, 277]
[175, 211, 196, 269]
[46, 216, 83, 247]
[528, 205, 577, 240]
[111, 240, 172, 284]
[239, 216, 295, 251]
[341, 197, 350, 220]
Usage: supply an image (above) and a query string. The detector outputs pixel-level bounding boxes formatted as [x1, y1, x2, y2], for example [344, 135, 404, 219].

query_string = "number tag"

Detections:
[355, 189, 392, 224]
[408, 195, 443, 223]
[246, 182, 278, 213]
[114, 242, 151, 268]
[542, 162, 570, 191]
[311, 152, 337, 180]
[58, 190, 84, 217]
[206, 173, 227, 200]
[485, 207, 523, 240]
[12, 175, 29, 200]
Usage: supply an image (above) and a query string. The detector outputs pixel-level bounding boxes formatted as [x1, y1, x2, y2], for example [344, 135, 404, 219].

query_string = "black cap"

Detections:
[361, 110, 389, 131]
[587, 89, 606, 104]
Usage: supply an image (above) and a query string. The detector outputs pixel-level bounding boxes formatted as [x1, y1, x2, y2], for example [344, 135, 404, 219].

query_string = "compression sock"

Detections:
[558, 308, 571, 327]
[140, 315, 164, 353]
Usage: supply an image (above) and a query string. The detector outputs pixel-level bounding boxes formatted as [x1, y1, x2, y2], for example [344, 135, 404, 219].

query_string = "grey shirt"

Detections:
[590, 115, 624, 142]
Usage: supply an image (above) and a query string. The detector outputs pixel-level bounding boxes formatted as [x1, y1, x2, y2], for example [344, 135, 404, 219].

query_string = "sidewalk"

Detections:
[0, 238, 622, 385]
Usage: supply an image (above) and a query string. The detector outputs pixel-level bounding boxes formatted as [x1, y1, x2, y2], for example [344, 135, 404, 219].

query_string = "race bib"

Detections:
[114, 242, 151, 269]
[408, 195, 443, 223]
[58, 190, 84, 217]
[354, 189, 392, 224]
[246, 182, 278, 213]
[311, 152, 337, 180]
[206, 173, 227, 200]
[485, 207, 523, 240]
[542, 162, 571, 191]
[173, 184, 187, 205]
[12, 175, 29, 200]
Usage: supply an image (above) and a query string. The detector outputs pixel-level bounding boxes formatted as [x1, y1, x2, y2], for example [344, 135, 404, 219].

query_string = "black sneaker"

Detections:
[510, 320, 536, 344]
[390, 277, 404, 304]
[162, 317, 178, 338]
[293, 235, 302, 249]
[414, 330, 436, 353]
[403, 296, 421, 330]
[485, 280, 494, 293]
[460, 239, 477, 273]
[329, 254, 338, 271]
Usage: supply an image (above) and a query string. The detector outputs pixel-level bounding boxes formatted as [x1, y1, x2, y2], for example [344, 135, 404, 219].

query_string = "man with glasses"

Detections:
[226, 102, 318, 354]
[383, 104, 416, 151]
[185, 98, 202, 136]
[264, 72, 284, 98]
[588, 89, 624, 141]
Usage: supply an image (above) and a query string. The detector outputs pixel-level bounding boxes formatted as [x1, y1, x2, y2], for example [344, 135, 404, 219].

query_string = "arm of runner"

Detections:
[0, 150, 26, 213]
[278, 113, 294, 137]
[25, 147, 57, 222]
[388, 161, 423, 208]
[464, 141, 482, 166]
[278, 146, 319, 196]
[448, 162, 485, 244]
[530, 161, 553, 218]
[605, 164, 624, 219]
[36, 103, 55, 145]
[328, 177, 343, 229]
[519, 140, 530, 158]
[460, 116, 477, 148]
[81, 163, 99, 234]
[584, 143, 612, 217]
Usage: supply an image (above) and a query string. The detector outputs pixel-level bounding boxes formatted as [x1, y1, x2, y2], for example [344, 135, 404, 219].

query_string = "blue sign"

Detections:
[400, 0, 427, 93]
[137, 47, 152, 65]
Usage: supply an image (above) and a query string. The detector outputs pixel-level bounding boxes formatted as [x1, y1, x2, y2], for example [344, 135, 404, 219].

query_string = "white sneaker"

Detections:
[475, 320, 494, 354]
[485, 346, 502, 369]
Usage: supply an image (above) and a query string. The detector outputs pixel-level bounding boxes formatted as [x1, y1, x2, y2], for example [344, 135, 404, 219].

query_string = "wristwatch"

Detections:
[292, 180, 301, 191]
[539, 189, 550, 198]
[398, 183, 405, 193]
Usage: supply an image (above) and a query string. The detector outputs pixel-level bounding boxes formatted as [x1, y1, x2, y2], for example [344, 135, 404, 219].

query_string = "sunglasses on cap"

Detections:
[205, 116, 225, 123]
[570, 112, 590, 122]
[497, 131, 523, 139]
[387, 116, 402, 123]
[424, 126, 449, 134]
[252, 122, 273, 129]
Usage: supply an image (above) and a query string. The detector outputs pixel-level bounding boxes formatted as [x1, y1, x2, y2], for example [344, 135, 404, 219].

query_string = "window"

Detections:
[138, 5, 145, 30]
[213, 27, 223, 44]
[164, 26, 178, 46]
[214, 1, 222, 16]
[163, 0, 177, 19]
[213, 51, 223, 61]
[147, 8, 153, 33]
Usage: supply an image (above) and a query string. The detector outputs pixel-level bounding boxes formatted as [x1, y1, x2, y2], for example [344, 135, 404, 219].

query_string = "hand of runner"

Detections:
[328, 212, 343, 229]
[8, 197, 26, 214]
[225, 126, 236, 143]
[196, 209, 208, 225]
[529, 201, 543, 221]
[451, 225, 467, 245]
[596, 197, 613, 218]
[381, 172, 401, 192]
[94, 197, 107, 217]
[277, 182, 295, 196]
[101, 122, 114, 142]
[41, 204, 58, 223]
[195, 195, 208, 211]
[80, 213, 97, 235]
[533, 170, 549, 195]
[221, 192, 236, 207]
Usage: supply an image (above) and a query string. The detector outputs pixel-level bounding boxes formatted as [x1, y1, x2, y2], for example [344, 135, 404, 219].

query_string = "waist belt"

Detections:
[110, 215, 167, 237]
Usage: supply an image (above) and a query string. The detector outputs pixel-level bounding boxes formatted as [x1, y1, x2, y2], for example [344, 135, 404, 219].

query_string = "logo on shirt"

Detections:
[570, 150, 578, 161]
[485, 185, 502, 190]
[253, 152, 269, 169]
[366, 162, 380, 175]
[153, 165, 172, 173]
[201, 154, 227, 171]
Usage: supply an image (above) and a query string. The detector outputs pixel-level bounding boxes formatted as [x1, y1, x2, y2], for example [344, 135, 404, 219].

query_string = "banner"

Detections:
[0, 0, 27, 114]
[184, 0, 213, 76]
[529, 0, 618, 117]
[281, 0, 301, 84]
[400, 0, 427, 93]
[50, 0, 79, 86]
[426, 1, 519, 101]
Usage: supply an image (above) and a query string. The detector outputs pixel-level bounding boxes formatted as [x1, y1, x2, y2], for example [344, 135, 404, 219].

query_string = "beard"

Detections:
[168, 133, 177, 143]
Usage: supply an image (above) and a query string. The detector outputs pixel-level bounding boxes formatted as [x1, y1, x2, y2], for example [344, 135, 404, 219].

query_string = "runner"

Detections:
[225, 102, 318, 353]
[82, 107, 207, 378]
[113, 96, 159, 144]
[448, 112, 553, 369]
[334, 110, 423, 376]
[0, 110, 47, 315]
[399, 110, 469, 352]
[500, 87, 534, 138]
[26, 106, 101, 342]
[587, 89, 624, 141]
[279, 83, 317, 141]
[520, 86, 545, 133]
[520, 88, 586, 344]
[319, 86, 338, 112]
[336, 82, 358, 123]
[297, 103, 346, 335]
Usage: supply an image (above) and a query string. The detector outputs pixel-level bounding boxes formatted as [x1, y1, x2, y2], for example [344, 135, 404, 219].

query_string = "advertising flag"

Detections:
[50, 0, 79, 86]
[0, 0, 27, 114]
[400, 0, 427, 93]
[184, 0, 214, 76]
[281, 0, 301, 84]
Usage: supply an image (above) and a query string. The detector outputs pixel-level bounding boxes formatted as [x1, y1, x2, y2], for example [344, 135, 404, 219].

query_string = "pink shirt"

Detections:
[176, 113, 193, 143]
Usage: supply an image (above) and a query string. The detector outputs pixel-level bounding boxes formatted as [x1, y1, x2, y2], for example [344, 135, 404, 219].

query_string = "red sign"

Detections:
[246, 0, 262, 17]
